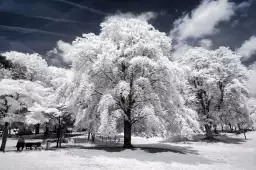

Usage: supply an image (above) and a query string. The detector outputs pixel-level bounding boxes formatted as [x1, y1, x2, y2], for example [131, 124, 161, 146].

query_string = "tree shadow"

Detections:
[55, 134, 199, 155]
[56, 142, 198, 155]
[2, 138, 213, 165]
[60, 144, 212, 165]
[2, 149, 44, 153]
[162, 133, 246, 145]
[135, 143, 198, 154]
[193, 134, 246, 144]
[51, 145, 125, 152]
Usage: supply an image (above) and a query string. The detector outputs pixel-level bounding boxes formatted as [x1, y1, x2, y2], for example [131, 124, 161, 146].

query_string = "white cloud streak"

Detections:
[236, 36, 256, 60]
[52, 0, 108, 15]
[33, 16, 83, 24]
[0, 24, 73, 37]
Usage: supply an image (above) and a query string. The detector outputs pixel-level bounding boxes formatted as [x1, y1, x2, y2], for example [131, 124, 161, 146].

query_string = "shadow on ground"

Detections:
[161, 133, 247, 145]
[1, 137, 214, 165]
[59, 144, 213, 165]
[52, 142, 198, 155]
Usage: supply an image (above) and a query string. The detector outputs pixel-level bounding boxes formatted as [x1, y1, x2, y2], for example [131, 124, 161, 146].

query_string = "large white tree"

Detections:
[62, 16, 200, 148]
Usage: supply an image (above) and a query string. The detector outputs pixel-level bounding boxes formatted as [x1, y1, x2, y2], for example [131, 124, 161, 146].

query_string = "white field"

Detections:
[0, 131, 255, 170]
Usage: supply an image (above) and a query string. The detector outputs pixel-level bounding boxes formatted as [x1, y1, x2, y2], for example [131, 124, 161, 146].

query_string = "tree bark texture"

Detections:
[205, 124, 213, 140]
[0, 122, 9, 152]
[123, 119, 133, 148]
[35, 123, 40, 134]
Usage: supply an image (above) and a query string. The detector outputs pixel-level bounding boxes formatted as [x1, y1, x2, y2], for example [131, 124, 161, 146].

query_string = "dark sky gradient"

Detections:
[0, 0, 255, 66]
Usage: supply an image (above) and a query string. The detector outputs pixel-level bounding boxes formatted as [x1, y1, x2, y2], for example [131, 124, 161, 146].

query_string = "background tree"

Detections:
[0, 92, 27, 151]
[224, 79, 253, 138]
[178, 47, 250, 139]
[0, 76, 56, 151]
[2, 52, 48, 82]
[43, 106, 75, 147]
[0, 55, 12, 80]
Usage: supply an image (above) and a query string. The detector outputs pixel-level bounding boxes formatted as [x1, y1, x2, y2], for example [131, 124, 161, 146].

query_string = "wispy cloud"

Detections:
[52, 0, 108, 15]
[236, 36, 256, 60]
[48, 40, 74, 64]
[0, 25, 74, 37]
[107, 12, 157, 21]
[198, 39, 213, 50]
[0, 36, 7, 39]
[9, 41, 36, 53]
[248, 63, 256, 96]
[237, 0, 252, 9]
[32, 16, 83, 24]
[0, 7, 82, 24]
[171, 0, 236, 42]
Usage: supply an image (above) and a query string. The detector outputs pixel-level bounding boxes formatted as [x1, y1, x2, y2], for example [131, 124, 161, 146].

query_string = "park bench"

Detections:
[25, 142, 43, 150]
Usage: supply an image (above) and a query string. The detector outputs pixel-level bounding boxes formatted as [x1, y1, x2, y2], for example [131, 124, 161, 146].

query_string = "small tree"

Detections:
[0, 79, 54, 151]
[0, 93, 27, 151]
[44, 106, 75, 148]
[26, 109, 49, 135]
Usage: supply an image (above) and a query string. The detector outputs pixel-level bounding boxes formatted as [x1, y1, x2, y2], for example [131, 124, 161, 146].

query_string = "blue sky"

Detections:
[0, 0, 255, 66]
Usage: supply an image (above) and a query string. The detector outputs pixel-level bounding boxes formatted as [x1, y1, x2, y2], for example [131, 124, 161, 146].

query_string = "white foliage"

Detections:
[178, 46, 251, 127]
[65, 15, 200, 138]
[2, 51, 48, 82]
[0, 79, 55, 125]
[114, 81, 130, 99]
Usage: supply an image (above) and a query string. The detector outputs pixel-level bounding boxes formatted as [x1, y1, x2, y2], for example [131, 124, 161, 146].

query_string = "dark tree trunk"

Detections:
[229, 123, 233, 132]
[237, 124, 241, 131]
[88, 131, 91, 140]
[56, 129, 59, 148]
[205, 124, 213, 140]
[59, 129, 62, 148]
[35, 123, 40, 134]
[214, 127, 218, 134]
[0, 122, 9, 152]
[213, 125, 218, 134]
[56, 128, 62, 148]
[56, 116, 61, 148]
[221, 124, 224, 132]
[123, 120, 133, 148]
[243, 131, 247, 140]
[91, 133, 95, 144]
[8, 127, 11, 137]
[44, 126, 49, 138]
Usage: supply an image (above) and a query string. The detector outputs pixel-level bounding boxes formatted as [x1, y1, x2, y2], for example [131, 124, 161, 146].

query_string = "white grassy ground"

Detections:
[0, 131, 255, 170]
